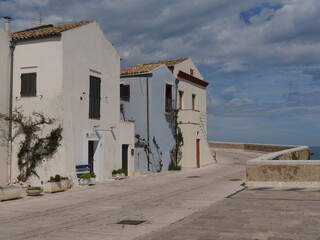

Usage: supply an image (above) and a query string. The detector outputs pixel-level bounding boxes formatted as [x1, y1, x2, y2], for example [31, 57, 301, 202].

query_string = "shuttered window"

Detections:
[120, 84, 130, 101]
[21, 73, 37, 97]
[89, 76, 101, 119]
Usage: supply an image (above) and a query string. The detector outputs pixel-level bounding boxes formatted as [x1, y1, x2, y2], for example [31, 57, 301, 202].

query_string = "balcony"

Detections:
[177, 109, 201, 125]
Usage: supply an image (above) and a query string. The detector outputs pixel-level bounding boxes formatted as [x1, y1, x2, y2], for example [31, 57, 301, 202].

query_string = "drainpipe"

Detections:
[8, 28, 15, 185]
[175, 78, 179, 164]
[146, 76, 150, 171]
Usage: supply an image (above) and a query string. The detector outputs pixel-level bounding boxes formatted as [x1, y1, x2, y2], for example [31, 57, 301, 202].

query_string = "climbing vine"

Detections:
[169, 109, 184, 171]
[0, 108, 63, 182]
[135, 134, 164, 172]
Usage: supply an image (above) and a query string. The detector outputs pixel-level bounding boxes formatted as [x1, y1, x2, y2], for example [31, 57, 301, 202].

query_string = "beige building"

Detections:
[173, 58, 216, 168]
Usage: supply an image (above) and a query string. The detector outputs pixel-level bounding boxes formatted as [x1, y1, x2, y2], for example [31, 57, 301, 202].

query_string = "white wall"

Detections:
[0, 27, 10, 186]
[10, 21, 132, 184]
[61, 21, 123, 180]
[12, 36, 64, 184]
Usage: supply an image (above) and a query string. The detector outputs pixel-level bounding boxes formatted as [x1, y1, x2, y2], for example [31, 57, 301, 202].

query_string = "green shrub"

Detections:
[90, 172, 96, 178]
[80, 173, 91, 179]
[48, 174, 61, 182]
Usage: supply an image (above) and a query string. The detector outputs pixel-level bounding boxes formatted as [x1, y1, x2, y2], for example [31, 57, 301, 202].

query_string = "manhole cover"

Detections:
[117, 220, 146, 225]
[187, 176, 201, 178]
[229, 178, 242, 181]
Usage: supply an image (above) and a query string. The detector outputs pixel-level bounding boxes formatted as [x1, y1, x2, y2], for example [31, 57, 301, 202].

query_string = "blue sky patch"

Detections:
[240, 3, 283, 24]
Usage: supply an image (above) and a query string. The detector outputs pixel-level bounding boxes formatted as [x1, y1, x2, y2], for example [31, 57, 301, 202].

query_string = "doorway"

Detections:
[88, 140, 99, 173]
[122, 144, 129, 175]
[196, 139, 200, 168]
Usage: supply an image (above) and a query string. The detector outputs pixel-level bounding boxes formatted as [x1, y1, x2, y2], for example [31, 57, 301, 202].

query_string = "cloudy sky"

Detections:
[1, 0, 319, 146]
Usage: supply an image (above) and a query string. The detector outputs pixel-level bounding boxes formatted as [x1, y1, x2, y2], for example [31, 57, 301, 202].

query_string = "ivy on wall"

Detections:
[0, 108, 63, 182]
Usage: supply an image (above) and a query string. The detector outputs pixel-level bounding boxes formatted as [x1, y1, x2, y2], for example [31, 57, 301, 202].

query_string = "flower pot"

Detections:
[26, 187, 43, 196]
[62, 179, 72, 189]
[0, 186, 22, 201]
[79, 178, 89, 186]
[43, 181, 67, 193]
[89, 178, 96, 185]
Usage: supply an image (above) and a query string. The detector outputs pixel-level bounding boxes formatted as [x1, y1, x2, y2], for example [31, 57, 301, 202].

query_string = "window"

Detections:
[165, 84, 173, 113]
[120, 84, 130, 101]
[178, 91, 184, 110]
[21, 73, 37, 97]
[190, 68, 194, 76]
[89, 76, 101, 119]
[192, 94, 196, 110]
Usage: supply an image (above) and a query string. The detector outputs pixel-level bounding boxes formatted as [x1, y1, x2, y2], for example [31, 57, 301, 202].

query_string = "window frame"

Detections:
[20, 72, 37, 97]
[120, 83, 130, 101]
[165, 83, 173, 113]
[192, 94, 196, 110]
[89, 75, 101, 119]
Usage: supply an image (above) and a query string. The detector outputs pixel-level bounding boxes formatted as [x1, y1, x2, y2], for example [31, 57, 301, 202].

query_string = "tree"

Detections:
[0, 108, 63, 182]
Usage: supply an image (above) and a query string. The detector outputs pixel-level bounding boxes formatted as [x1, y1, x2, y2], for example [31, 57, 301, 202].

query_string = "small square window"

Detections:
[120, 84, 130, 101]
[21, 73, 37, 97]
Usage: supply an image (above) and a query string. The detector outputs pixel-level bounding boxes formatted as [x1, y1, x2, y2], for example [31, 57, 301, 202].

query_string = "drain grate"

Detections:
[187, 176, 201, 178]
[117, 220, 146, 225]
[229, 178, 242, 181]
[284, 188, 305, 191]
[251, 187, 272, 191]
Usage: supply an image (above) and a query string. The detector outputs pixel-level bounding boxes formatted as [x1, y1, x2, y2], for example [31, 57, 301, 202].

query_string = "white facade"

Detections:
[0, 26, 10, 186]
[11, 21, 134, 185]
[174, 59, 216, 168]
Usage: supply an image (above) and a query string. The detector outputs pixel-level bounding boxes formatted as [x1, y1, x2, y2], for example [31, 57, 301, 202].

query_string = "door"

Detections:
[88, 140, 99, 172]
[122, 144, 129, 175]
[196, 139, 200, 168]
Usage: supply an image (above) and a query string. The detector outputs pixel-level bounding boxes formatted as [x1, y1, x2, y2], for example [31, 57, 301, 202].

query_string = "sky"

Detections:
[1, 0, 319, 146]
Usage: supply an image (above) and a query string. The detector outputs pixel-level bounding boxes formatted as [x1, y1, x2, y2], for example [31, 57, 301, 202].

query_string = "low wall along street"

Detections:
[209, 142, 320, 188]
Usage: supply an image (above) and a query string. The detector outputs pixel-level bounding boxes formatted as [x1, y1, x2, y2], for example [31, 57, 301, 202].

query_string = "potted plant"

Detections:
[112, 169, 127, 179]
[89, 172, 96, 185]
[79, 173, 91, 185]
[61, 176, 72, 189]
[44, 174, 67, 193]
[0, 185, 22, 201]
[26, 186, 43, 196]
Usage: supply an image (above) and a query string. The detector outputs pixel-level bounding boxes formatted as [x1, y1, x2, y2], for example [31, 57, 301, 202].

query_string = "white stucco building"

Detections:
[0, 24, 10, 186]
[8, 20, 134, 185]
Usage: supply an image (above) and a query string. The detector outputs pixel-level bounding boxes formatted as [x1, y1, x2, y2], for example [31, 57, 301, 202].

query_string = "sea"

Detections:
[309, 146, 320, 160]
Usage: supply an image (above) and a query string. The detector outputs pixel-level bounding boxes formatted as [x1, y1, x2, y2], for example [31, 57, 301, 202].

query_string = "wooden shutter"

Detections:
[89, 76, 101, 119]
[21, 73, 37, 97]
[21, 74, 29, 96]
[30, 73, 37, 96]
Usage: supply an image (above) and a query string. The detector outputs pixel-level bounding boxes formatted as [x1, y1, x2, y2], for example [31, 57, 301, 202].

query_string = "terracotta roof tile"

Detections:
[12, 20, 94, 41]
[121, 57, 189, 76]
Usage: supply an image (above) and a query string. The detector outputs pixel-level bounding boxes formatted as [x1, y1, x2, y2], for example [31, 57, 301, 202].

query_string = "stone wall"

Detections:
[209, 141, 296, 153]
[245, 146, 320, 188]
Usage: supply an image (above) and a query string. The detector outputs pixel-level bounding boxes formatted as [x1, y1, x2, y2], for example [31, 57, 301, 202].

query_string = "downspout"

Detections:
[175, 78, 179, 164]
[8, 39, 16, 185]
[146, 76, 150, 171]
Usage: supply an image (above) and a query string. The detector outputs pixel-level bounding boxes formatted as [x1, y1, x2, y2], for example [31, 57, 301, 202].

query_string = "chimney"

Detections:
[4, 16, 12, 32]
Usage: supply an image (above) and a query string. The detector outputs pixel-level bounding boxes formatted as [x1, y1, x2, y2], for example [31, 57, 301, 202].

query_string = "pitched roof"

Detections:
[120, 57, 189, 76]
[12, 20, 94, 41]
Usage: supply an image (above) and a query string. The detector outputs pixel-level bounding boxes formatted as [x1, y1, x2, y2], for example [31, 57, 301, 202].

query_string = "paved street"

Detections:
[0, 149, 262, 240]
[140, 188, 320, 240]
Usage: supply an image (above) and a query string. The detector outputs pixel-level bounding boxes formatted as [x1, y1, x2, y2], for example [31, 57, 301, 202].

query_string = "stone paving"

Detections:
[0, 149, 263, 240]
[138, 188, 320, 240]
